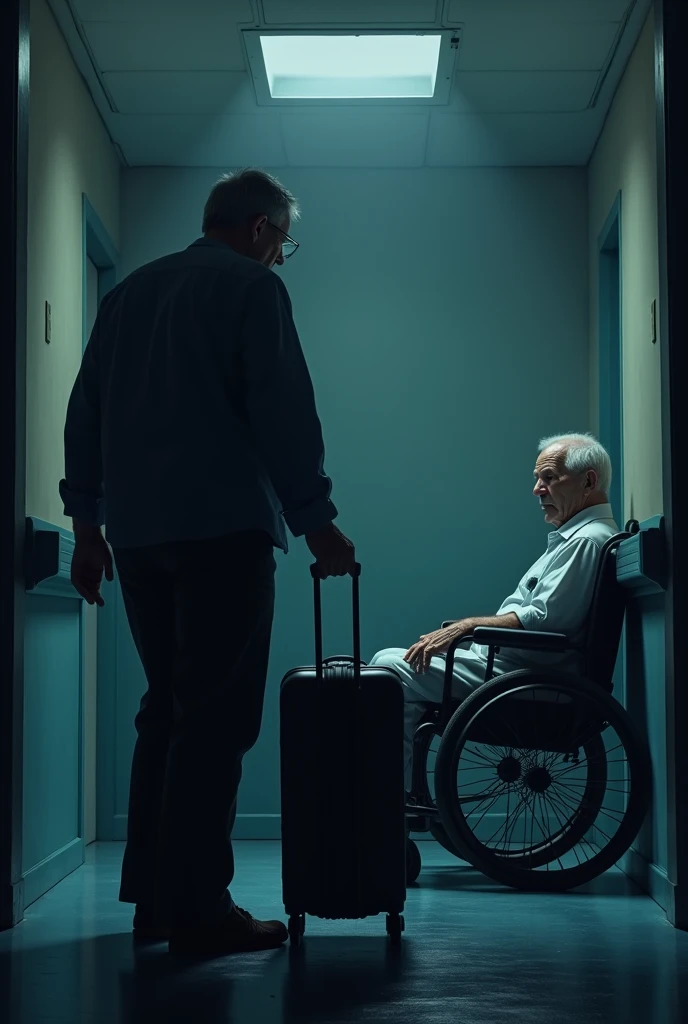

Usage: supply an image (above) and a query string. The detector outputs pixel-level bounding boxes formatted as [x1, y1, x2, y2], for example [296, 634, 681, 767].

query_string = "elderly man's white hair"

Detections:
[538, 433, 612, 496]
[202, 168, 301, 233]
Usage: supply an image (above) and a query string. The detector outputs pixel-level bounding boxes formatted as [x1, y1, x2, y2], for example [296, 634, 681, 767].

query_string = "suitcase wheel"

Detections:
[288, 915, 305, 946]
[386, 913, 404, 946]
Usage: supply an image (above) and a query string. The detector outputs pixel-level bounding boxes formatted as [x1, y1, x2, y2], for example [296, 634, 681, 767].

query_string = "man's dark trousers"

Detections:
[114, 530, 276, 928]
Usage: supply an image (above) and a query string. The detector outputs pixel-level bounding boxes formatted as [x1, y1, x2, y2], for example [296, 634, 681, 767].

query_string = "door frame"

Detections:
[597, 191, 624, 528]
[83, 194, 119, 318]
[597, 192, 626, 709]
[655, 0, 688, 930]
[81, 195, 119, 845]
[2, 0, 688, 932]
[0, 0, 29, 931]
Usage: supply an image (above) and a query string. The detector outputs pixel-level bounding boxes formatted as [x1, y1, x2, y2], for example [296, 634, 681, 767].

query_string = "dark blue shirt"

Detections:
[60, 237, 337, 550]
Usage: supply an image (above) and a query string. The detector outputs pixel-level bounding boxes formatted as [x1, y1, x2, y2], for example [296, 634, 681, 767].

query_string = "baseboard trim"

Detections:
[618, 844, 672, 911]
[22, 837, 84, 908]
[101, 814, 128, 842]
[0, 877, 25, 930]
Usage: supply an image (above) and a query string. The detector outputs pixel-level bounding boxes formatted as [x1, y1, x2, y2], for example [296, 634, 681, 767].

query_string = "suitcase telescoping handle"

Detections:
[310, 562, 362, 682]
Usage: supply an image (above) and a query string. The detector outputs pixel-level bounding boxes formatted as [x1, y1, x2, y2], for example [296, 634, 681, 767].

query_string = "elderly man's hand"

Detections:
[403, 621, 472, 675]
[71, 523, 114, 606]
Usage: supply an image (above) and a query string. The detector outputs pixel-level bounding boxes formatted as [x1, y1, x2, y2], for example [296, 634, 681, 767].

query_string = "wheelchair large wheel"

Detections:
[434, 670, 652, 892]
[413, 720, 581, 864]
[413, 709, 595, 865]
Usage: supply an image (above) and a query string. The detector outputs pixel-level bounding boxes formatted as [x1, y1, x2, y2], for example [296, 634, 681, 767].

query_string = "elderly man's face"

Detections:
[532, 446, 597, 528]
[248, 214, 289, 269]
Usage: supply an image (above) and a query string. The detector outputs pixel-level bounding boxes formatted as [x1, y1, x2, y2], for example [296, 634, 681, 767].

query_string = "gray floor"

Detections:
[2, 841, 687, 1024]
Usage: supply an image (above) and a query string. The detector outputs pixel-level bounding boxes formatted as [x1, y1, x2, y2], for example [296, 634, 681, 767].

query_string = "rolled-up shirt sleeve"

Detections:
[239, 273, 337, 537]
[500, 538, 600, 636]
[60, 323, 104, 526]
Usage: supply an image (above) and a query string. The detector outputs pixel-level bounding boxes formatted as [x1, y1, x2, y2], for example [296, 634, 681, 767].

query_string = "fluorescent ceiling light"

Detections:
[259, 34, 443, 100]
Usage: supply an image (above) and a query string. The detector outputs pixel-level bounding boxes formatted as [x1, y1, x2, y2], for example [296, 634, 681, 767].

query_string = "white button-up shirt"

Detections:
[451, 503, 619, 686]
[481, 503, 619, 675]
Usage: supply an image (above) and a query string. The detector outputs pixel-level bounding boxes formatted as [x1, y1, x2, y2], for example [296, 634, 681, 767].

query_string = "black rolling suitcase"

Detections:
[280, 564, 407, 946]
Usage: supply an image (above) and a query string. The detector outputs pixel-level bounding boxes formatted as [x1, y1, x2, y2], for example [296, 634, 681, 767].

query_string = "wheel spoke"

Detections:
[556, 780, 630, 797]
[594, 803, 626, 825]
[550, 758, 598, 780]
[541, 791, 584, 866]
[546, 785, 590, 824]
[458, 775, 503, 789]
[538, 793, 567, 871]
[499, 792, 534, 850]
[498, 785, 512, 853]
[463, 784, 510, 832]
[483, 789, 531, 849]
[530, 791, 553, 846]
[464, 744, 502, 766]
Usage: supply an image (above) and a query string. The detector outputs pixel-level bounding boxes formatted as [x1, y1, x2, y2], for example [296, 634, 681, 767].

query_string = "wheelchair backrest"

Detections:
[582, 531, 631, 691]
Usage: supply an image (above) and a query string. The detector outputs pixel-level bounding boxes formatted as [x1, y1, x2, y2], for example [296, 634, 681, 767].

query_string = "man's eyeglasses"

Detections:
[268, 222, 299, 259]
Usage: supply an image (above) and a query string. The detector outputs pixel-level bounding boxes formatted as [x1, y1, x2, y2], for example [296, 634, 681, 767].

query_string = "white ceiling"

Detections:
[48, 0, 652, 168]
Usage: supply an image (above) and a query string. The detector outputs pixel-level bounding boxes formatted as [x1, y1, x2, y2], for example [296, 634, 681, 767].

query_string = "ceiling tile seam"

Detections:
[47, 0, 124, 167]
[64, 1, 120, 113]
[457, 66, 610, 74]
[588, 0, 638, 107]
[102, 70, 250, 76]
[584, 0, 647, 166]
[257, 0, 445, 29]
[240, 0, 261, 31]
[455, 70, 605, 75]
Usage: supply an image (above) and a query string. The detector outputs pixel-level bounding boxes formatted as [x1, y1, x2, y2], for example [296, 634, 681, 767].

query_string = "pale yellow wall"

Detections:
[27, 0, 121, 846]
[26, 0, 120, 527]
[588, 11, 662, 523]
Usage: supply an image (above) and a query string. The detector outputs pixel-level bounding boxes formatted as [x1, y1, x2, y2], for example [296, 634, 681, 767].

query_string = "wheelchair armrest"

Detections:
[472, 627, 569, 652]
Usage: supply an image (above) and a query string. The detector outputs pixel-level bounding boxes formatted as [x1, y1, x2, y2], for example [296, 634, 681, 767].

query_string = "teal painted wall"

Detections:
[23, 597, 81, 871]
[22, 521, 85, 905]
[103, 166, 590, 838]
[625, 596, 668, 894]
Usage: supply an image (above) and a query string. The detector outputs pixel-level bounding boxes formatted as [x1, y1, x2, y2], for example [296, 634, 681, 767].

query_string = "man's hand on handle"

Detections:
[71, 521, 114, 606]
[306, 523, 356, 579]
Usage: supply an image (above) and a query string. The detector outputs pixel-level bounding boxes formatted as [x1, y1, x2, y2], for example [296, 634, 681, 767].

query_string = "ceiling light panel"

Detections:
[244, 30, 459, 106]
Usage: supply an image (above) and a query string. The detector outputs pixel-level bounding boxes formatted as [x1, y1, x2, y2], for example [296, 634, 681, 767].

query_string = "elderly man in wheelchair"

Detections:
[371, 433, 651, 892]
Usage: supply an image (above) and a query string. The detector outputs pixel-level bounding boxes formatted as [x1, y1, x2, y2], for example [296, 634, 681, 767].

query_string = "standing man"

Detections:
[61, 169, 356, 955]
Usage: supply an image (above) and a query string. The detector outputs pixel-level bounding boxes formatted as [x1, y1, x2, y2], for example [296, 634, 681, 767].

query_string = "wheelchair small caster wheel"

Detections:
[386, 913, 404, 946]
[288, 915, 305, 946]
[406, 838, 422, 885]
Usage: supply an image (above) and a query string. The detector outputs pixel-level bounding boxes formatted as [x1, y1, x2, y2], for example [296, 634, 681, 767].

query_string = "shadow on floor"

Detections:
[415, 864, 648, 897]
[1, 932, 409, 1024]
[3, 924, 688, 1024]
[2, 841, 686, 1024]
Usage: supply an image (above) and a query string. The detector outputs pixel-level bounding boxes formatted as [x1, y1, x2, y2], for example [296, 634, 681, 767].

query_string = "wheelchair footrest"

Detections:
[405, 802, 439, 816]
[405, 803, 440, 833]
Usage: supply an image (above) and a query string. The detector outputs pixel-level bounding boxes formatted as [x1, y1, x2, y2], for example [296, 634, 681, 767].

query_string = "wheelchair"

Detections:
[403, 527, 653, 892]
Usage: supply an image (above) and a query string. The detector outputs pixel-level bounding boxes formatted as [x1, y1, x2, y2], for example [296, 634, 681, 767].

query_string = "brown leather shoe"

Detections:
[168, 905, 288, 956]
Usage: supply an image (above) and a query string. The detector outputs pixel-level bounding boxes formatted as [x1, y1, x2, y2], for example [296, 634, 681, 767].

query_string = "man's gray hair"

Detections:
[202, 168, 301, 233]
[538, 432, 612, 496]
